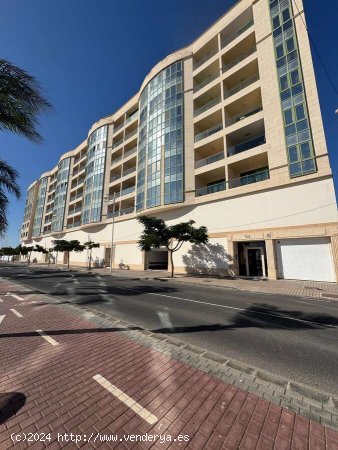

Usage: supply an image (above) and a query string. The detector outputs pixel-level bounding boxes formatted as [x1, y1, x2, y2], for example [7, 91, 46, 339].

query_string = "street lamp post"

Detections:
[104, 193, 116, 273]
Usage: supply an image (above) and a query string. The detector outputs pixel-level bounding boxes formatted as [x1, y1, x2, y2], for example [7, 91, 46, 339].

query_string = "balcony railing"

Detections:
[227, 134, 266, 157]
[122, 167, 136, 177]
[195, 123, 223, 143]
[69, 193, 83, 203]
[111, 156, 122, 165]
[195, 151, 224, 169]
[224, 105, 263, 127]
[124, 147, 137, 158]
[113, 138, 123, 149]
[228, 169, 270, 189]
[194, 73, 218, 93]
[221, 19, 254, 49]
[68, 206, 82, 216]
[125, 128, 137, 141]
[110, 173, 121, 183]
[222, 46, 256, 74]
[72, 166, 85, 177]
[67, 221, 81, 229]
[107, 207, 134, 218]
[113, 122, 124, 135]
[193, 47, 218, 70]
[125, 112, 139, 125]
[194, 97, 221, 117]
[196, 181, 226, 197]
[224, 74, 259, 99]
[116, 186, 135, 198]
[71, 178, 85, 189]
[195, 168, 269, 197]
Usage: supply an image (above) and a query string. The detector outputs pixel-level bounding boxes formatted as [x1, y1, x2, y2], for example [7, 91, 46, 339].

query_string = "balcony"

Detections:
[69, 192, 83, 203]
[110, 173, 121, 183]
[111, 155, 122, 166]
[196, 181, 226, 197]
[194, 97, 221, 117]
[194, 47, 218, 71]
[224, 105, 262, 128]
[228, 134, 266, 157]
[195, 123, 223, 143]
[228, 168, 269, 189]
[68, 206, 82, 216]
[113, 122, 124, 135]
[107, 207, 134, 218]
[194, 73, 219, 94]
[124, 128, 137, 141]
[195, 151, 224, 169]
[224, 74, 259, 100]
[125, 111, 139, 126]
[116, 186, 135, 198]
[67, 221, 81, 229]
[222, 46, 256, 74]
[221, 19, 254, 49]
[113, 138, 123, 149]
[122, 167, 136, 177]
[124, 147, 137, 159]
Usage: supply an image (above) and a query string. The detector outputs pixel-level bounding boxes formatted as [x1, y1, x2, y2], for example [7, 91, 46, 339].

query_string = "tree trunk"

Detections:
[88, 250, 91, 271]
[67, 251, 70, 269]
[169, 250, 174, 278]
[55, 251, 58, 266]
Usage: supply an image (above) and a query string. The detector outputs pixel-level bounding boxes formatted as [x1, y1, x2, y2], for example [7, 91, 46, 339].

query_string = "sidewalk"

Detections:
[21, 262, 338, 300]
[0, 277, 338, 449]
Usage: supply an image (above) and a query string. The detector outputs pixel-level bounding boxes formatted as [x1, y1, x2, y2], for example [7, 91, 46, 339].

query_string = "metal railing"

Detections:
[193, 47, 218, 70]
[124, 147, 137, 158]
[67, 221, 81, 229]
[68, 206, 82, 216]
[125, 112, 139, 125]
[227, 134, 266, 157]
[111, 156, 122, 165]
[228, 169, 269, 189]
[224, 74, 259, 99]
[195, 151, 224, 169]
[71, 178, 85, 189]
[194, 97, 221, 117]
[117, 186, 135, 198]
[124, 128, 137, 141]
[122, 167, 136, 177]
[224, 105, 263, 127]
[222, 46, 256, 74]
[195, 123, 223, 143]
[112, 138, 123, 149]
[107, 207, 134, 218]
[69, 193, 83, 203]
[72, 166, 85, 177]
[110, 173, 121, 183]
[196, 181, 226, 197]
[113, 122, 124, 135]
[221, 19, 254, 48]
[194, 73, 218, 93]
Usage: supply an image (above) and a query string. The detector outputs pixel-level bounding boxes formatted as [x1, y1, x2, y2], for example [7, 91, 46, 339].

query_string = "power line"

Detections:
[292, 0, 338, 97]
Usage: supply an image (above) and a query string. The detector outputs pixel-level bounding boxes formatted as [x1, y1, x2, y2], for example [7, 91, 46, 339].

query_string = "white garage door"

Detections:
[276, 237, 336, 282]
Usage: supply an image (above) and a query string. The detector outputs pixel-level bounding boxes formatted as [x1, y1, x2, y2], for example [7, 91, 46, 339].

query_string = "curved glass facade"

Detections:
[32, 177, 48, 236]
[82, 125, 108, 224]
[51, 158, 70, 232]
[136, 60, 184, 211]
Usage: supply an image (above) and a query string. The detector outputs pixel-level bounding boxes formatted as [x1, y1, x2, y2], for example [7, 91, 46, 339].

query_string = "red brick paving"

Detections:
[0, 279, 337, 449]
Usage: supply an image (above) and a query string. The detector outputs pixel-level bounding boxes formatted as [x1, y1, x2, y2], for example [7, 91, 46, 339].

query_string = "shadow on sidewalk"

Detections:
[0, 392, 26, 425]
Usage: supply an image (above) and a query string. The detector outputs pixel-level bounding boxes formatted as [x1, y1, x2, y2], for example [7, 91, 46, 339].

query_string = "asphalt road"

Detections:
[1, 263, 338, 395]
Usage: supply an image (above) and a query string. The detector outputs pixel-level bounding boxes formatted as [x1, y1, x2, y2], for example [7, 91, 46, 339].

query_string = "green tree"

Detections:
[0, 58, 51, 142]
[83, 241, 100, 270]
[0, 160, 20, 236]
[137, 216, 209, 278]
[17, 245, 34, 264]
[53, 239, 85, 269]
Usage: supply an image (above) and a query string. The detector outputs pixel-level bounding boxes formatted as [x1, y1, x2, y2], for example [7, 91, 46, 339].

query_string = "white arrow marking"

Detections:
[0, 315, 5, 324]
[10, 309, 23, 318]
[6, 293, 24, 301]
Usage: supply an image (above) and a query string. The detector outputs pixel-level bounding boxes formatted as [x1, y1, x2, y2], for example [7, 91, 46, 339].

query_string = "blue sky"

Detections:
[0, 0, 337, 246]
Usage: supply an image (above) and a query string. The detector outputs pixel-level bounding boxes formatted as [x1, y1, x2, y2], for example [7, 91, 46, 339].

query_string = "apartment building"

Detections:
[21, 0, 338, 282]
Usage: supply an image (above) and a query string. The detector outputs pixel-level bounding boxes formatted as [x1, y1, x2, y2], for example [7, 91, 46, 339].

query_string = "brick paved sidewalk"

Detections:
[0, 277, 338, 449]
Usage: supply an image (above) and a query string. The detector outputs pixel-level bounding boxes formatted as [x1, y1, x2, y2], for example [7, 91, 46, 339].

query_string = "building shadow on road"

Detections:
[0, 392, 26, 425]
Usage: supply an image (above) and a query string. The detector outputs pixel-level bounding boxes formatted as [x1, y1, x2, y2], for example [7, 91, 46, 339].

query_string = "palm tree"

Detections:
[0, 160, 20, 235]
[0, 58, 51, 142]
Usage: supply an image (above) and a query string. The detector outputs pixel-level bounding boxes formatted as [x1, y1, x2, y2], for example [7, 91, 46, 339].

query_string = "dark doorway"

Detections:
[248, 248, 263, 277]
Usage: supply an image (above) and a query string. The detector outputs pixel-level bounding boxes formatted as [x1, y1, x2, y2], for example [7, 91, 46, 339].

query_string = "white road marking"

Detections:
[5, 292, 24, 301]
[0, 299, 3, 302]
[96, 275, 103, 280]
[10, 309, 23, 318]
[157, 311, 174, 329]
[0, 315, 5, 324]
[36, 330, 59, 346]
[93, 374, 158, 424]
[149, 293, 337, 329]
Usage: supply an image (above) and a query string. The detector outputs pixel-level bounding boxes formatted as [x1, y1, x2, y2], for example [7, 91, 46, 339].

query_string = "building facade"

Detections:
[21, 0, 338, 282]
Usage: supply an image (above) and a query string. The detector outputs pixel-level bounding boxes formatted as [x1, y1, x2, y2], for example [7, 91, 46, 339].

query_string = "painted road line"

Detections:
[5, 292, 24, 301]
[36, 330, 59, 346]
[149, 293, 337, 329]
[0, 299, 3, 302]
[0, 315, 5, 324]
[93, 374, 158, 424]
[10, 309, 23, 318]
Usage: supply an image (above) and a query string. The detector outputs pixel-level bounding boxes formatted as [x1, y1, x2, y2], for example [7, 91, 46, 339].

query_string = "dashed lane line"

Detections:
[10, 309, 23, 318]
[36, 330, 59, 346]
[0, 315, 5, 324]
[5, 292, 24, 301]
[93, 374, 158, 424]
